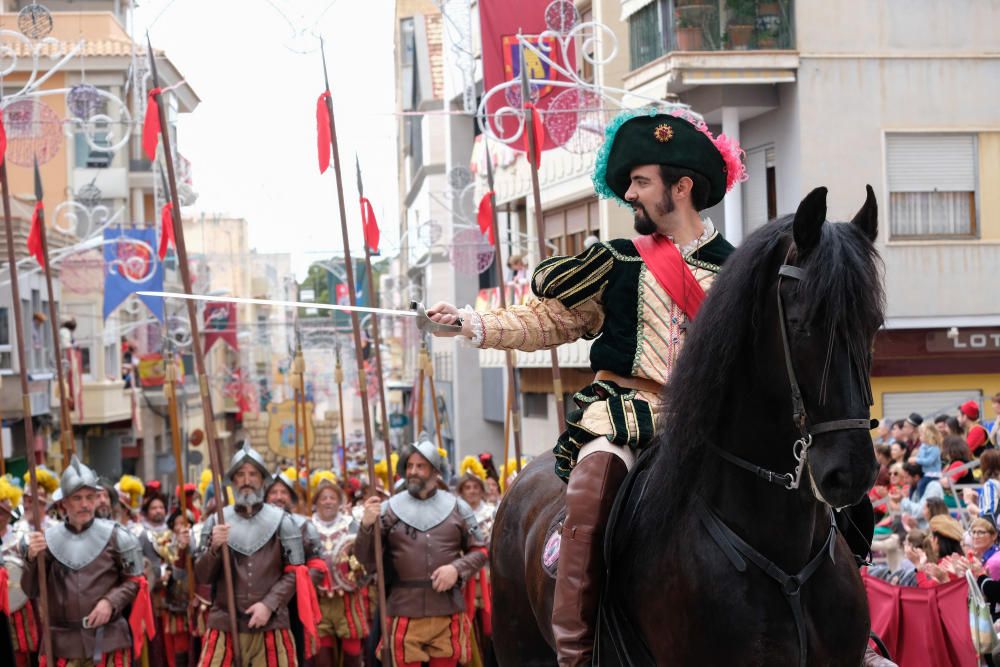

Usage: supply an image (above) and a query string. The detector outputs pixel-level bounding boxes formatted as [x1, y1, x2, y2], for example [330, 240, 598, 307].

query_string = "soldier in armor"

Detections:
[454, 466, 495, 664]
[21, 455, 149, 666]
[1, 475, 32, 667]
[264, 467, 326, 664]
[356, 441, 488, 667]
[156, 508, 196, 667]
[194, 442, 305, 667]
[310, 471, 368, 667]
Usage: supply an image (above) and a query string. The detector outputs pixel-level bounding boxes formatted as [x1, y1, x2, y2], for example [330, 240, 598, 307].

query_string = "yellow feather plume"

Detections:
[118, 475, 145, 508]
[459, 456, 486, 481]
[197, 469, 213, 501]
[499, 457, 528, 491]
[310, 470, 338, 493]
[282, 466, 298, 483]
[437, 447, 448, 461]
[24, 466, 59, 495]
[0, 475, 22, 509]
[373, 453, 399, 482]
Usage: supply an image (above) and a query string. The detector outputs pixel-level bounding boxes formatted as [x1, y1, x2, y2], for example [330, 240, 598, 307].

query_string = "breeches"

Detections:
[197, 628, 297, 667]
[317, 589, 370, 642]
[379, 614, 472, 667]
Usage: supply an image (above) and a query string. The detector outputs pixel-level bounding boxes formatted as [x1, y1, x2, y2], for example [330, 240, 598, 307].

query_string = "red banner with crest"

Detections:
[204, 301, 238, 353]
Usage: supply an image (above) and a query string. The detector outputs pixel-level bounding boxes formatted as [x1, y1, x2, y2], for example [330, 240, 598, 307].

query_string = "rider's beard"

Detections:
[632, 190, 675, 236]
[95, 505, 112, 520]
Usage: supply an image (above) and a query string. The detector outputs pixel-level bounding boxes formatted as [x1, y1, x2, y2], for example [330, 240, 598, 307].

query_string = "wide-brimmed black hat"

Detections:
[593, 108, 745, 209]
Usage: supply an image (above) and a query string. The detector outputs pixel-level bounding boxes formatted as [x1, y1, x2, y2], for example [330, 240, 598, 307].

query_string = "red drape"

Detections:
[128, 575, 156, 656]
[863, 573, 977, 666]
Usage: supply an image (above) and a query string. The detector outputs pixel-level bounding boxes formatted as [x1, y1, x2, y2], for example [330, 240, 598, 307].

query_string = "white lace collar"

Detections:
[671, 217, 716, 258]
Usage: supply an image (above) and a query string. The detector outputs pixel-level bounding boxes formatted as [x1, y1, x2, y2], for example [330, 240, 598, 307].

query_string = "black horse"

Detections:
[491, 186, 885, 666]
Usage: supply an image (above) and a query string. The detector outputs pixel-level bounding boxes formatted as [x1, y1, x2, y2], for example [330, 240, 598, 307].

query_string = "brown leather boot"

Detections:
[551, 450, 628, 667]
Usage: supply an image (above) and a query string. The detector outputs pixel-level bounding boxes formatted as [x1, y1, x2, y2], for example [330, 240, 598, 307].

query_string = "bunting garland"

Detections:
[143, 88, 162, 161]
[360, 196, 380, 254]
[317, 92, 332, 174]
[158, 201, 175, 260]
[27, 202, 45, 267]
[523, 103, 544, 169]
[477, 191, 496, 246]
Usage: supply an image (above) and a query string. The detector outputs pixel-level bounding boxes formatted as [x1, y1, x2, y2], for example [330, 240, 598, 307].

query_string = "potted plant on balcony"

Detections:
[725, 0, 755, 50]
[675, 13, 704, 51]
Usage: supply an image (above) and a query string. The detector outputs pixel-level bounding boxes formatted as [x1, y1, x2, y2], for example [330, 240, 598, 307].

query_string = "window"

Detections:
[886, 133, 978, 239]
[0, 307, 10, 371]
[522, 392, 549, 418]
[544, 199, 598, 257]
[629, 1, 665, 70]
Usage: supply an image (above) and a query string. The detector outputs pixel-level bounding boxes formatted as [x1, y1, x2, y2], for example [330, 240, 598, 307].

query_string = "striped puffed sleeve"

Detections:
[470, 244, 611, 352]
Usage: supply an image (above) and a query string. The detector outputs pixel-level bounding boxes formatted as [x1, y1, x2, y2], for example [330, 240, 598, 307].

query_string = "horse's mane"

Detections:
[642, 215, 885, 523]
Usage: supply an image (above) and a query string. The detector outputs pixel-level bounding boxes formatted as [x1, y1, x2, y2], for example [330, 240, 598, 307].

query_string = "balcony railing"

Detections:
[630, 0, 795, 69]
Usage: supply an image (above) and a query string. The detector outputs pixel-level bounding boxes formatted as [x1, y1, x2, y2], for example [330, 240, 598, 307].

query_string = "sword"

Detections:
[136, 291, 463, 335]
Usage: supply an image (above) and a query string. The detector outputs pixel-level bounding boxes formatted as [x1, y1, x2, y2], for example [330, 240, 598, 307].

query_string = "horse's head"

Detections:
[773, 186, 884, 509]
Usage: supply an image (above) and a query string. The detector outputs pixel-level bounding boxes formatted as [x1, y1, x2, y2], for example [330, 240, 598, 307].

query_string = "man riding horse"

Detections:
[429, 107, 744, 665]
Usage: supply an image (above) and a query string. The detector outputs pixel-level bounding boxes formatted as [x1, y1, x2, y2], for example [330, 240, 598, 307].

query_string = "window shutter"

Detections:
[742, 145, 769, 233]
[886, 134, 977, 193]
[621, 0, 657, 21]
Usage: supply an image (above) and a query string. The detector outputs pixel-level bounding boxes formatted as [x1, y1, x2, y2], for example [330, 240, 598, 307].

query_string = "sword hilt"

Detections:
[411, 301, 463, 335]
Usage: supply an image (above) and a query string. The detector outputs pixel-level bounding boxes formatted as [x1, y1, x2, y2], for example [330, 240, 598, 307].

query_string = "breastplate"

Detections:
[388, 491, 456, 532]
[45, 519, 115, 571]
[223, 504, 283, 556]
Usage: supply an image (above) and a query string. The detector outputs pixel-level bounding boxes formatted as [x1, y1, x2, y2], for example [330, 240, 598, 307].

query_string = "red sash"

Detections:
[632, 233, 706, 320]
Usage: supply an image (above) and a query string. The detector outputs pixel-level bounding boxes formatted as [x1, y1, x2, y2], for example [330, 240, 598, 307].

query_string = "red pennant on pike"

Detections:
[477, 191, 496, 246]
[317, 92, 332, 174]
[143, 88, 162, 161]
[158, 201, 175, 260]
[27, 202, 45, 268]
[360, 196, 380, 254]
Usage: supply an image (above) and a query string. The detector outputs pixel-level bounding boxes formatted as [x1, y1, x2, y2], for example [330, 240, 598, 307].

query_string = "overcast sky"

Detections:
[133, 0, 399, 281]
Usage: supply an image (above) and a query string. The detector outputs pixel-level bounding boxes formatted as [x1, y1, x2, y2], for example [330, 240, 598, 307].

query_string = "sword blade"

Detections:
[136, 291, 416, 318]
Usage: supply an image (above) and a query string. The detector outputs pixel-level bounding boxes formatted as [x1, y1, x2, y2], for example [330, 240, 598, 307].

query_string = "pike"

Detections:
[137, 291, 461, 333]
[519, 37, 567, 434]
[482, 138, 525, 473]
[163, 348, 196, 601]
[146, 34, 241, 660]
[334, 339, 348, 481]
[32, 158, 75, 466]
[355, 156, 396, 490]
[317, 37, 394, 660]
[1, 152, 55, 667]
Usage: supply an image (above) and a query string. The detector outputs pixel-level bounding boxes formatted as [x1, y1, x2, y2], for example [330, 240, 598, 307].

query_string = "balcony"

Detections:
[56, 380, 132, 425]
[626, 0, 797, 97]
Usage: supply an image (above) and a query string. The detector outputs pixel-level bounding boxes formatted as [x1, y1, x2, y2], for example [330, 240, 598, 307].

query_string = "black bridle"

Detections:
[701, 252, 878, 667]
[710, 256, 876, 494]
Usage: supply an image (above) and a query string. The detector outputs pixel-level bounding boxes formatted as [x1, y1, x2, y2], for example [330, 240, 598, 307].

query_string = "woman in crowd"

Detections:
[914, 515, 967, 587]
[889, 441, 908, 465]
[968, 517, 999, 568]
[941, 435, 976, 487]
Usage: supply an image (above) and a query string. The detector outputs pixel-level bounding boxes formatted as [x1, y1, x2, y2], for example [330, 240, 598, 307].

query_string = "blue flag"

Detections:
[103, 228, 164, 321]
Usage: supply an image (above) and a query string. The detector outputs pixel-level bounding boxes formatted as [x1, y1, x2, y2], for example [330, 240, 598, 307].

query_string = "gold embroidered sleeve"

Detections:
[475, 295, 605, 352]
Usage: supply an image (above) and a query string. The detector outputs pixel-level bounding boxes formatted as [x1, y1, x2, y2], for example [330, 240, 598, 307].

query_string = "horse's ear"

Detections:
[792, 187, 827, 255]
[850, 184, 878, 242]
